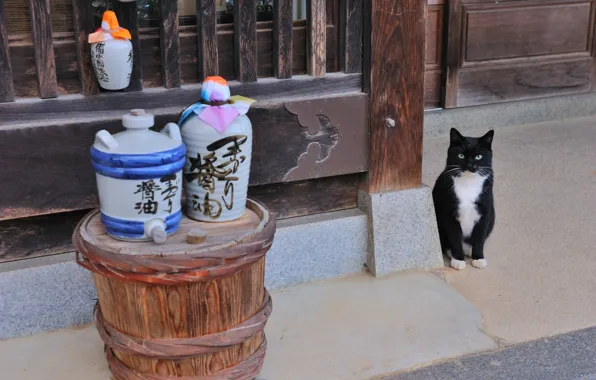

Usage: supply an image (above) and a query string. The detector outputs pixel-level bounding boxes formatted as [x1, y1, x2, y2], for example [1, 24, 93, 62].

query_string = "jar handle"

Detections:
[162, 123, 182, 142]
[95, 130, 118, 150]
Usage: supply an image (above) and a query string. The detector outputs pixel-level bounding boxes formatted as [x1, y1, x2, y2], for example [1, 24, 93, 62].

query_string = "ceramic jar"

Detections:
[91, 109, 186, 243]
[88, 11, 133, 90]
[179, 76, 256, 222]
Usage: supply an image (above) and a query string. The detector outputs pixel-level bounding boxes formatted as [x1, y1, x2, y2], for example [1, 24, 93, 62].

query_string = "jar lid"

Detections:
[91, 110, 186, 179]
[93, 109, 183, 155]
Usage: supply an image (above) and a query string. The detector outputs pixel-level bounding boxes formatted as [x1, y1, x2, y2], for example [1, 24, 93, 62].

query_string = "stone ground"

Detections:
[0, 116, 595, 379]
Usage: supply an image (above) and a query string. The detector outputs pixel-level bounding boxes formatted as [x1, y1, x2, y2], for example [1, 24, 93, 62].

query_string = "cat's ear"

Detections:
[480, 130, 494, 146]
[450, 128, 464, 146]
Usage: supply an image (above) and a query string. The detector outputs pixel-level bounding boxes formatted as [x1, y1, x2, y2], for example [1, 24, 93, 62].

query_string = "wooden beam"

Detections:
[114, 0, 143, 91]
[340, 0, 363, 73]
[0, 0, 15, 102]
[273, 0, 293, 79]
[362, 0, 426, 193]
[0, 73, 362, 124]
[234, 0, 258, 82]
[307, 0, 326, 76]
[72, 0, 99, 96]
[159, 0, 181, 88]
[29, 0, 58, 99]
[196, 0, 218, 79]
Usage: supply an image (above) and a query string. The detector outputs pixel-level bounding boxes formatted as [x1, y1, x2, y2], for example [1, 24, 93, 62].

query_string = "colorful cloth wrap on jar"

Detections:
[178, 76, 256, 134]
[88, 11, 131, 43]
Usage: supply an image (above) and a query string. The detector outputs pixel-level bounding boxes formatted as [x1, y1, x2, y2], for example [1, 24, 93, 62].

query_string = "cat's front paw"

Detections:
[472, 259, 487, 269]
[450, 258, 466, 270]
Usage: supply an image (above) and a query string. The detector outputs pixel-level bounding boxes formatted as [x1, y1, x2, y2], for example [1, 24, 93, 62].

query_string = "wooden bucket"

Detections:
[73, 199, 275, 379]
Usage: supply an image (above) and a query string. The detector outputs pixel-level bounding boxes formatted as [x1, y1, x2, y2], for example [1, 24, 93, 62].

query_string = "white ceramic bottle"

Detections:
[91, 109, 186, 243]
[89, 10, 133, 91]
[179, 76, 256, 222]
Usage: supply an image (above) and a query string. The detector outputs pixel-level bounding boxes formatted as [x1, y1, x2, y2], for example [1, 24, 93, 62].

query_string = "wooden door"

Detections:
[444, 0, 596, 108]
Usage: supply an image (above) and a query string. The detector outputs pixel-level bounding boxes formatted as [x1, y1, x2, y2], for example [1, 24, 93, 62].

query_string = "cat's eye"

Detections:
[457, 153, 465, 159]
[475, 154, 483, 160]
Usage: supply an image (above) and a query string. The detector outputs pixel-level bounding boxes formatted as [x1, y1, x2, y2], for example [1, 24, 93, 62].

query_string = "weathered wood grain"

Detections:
[445, 0, 594, 108]
[0, 73, 362, 124]
[29, 0, 58, 98]
[249, 174, 360, 219]
[307, 0, 327, 76]
[159, 0, 181, 88]
[457, 58, 593, 107]
[466, 3, 590, 62]
[0, 0, 15, 102]
[234, 0, 258, 82]
[340, 0, 363, 73]
[0, 175, 358, 262]
[273, 0, 293, 78]
[72, 0, 99, 96]
[424, 70, 442, 109]
[363, 0, 426, 192]
[113, 0, 143, 91]
[0, 94, 368, 220]
[196, 0, 218, 78]
[443, 0, 463, 108]
[0, 210, 89, 263]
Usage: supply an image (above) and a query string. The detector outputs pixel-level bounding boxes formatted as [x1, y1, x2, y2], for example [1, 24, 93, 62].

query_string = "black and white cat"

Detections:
[432, 128, 495, 270]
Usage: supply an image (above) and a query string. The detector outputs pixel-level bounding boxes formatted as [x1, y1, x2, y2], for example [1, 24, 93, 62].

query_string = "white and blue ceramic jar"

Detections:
[88, 11, 133, 91]
[91, 109, 185, 243]
[178, 76, 256, 222]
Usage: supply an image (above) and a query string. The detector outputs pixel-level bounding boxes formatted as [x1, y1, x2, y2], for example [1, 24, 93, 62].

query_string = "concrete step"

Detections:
[0, 271, 496, 380]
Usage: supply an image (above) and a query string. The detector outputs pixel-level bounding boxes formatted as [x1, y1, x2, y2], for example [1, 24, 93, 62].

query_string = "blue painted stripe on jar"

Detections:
[90, 144, 186, 168]
[92, 158, 186, 180]
[101, 211, 183, 238]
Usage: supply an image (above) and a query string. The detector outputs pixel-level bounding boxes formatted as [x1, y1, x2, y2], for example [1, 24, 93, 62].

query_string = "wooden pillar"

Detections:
[362, 0, 427, 193]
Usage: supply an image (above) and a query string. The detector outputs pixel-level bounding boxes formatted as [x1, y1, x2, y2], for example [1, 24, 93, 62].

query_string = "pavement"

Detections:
[386, 326, 596, 380]
[422, 116, 596, 345]
[0, 116, 595, 379]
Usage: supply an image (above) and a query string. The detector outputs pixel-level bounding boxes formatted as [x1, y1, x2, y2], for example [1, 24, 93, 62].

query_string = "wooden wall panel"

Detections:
[466, 3, 591, 61]
[457, 58, 593, 106]
[0, 174, 360, 263]
[444, 0, 596, 108]
[0, 93, 368, 220]
[425, 2, 443, 108]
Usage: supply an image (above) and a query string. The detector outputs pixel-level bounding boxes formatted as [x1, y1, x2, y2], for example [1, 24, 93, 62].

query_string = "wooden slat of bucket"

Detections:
[28, 0, 58, 98]
[307, 0, 326, 77]
[72, 0, 99, 96]
[340, 0, 363, 73]
[159, 0, 181, 88]
[196, 0, 219, 78]
[74, 199, 274, 378]
[273, 0, 293, 79]
[114, 0, 143, 92]
[234, 0, 257, 82]
[0, 0, 15, 103]
[93, 262, 266, 377]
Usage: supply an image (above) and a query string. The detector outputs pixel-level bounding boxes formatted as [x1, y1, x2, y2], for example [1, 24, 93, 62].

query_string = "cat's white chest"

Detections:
[452, 173, 487, 237]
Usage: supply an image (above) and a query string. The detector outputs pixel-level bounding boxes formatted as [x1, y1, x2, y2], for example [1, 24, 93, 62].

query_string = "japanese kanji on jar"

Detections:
[91, 109, 185, 243]
[179, 76, 256, 222]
